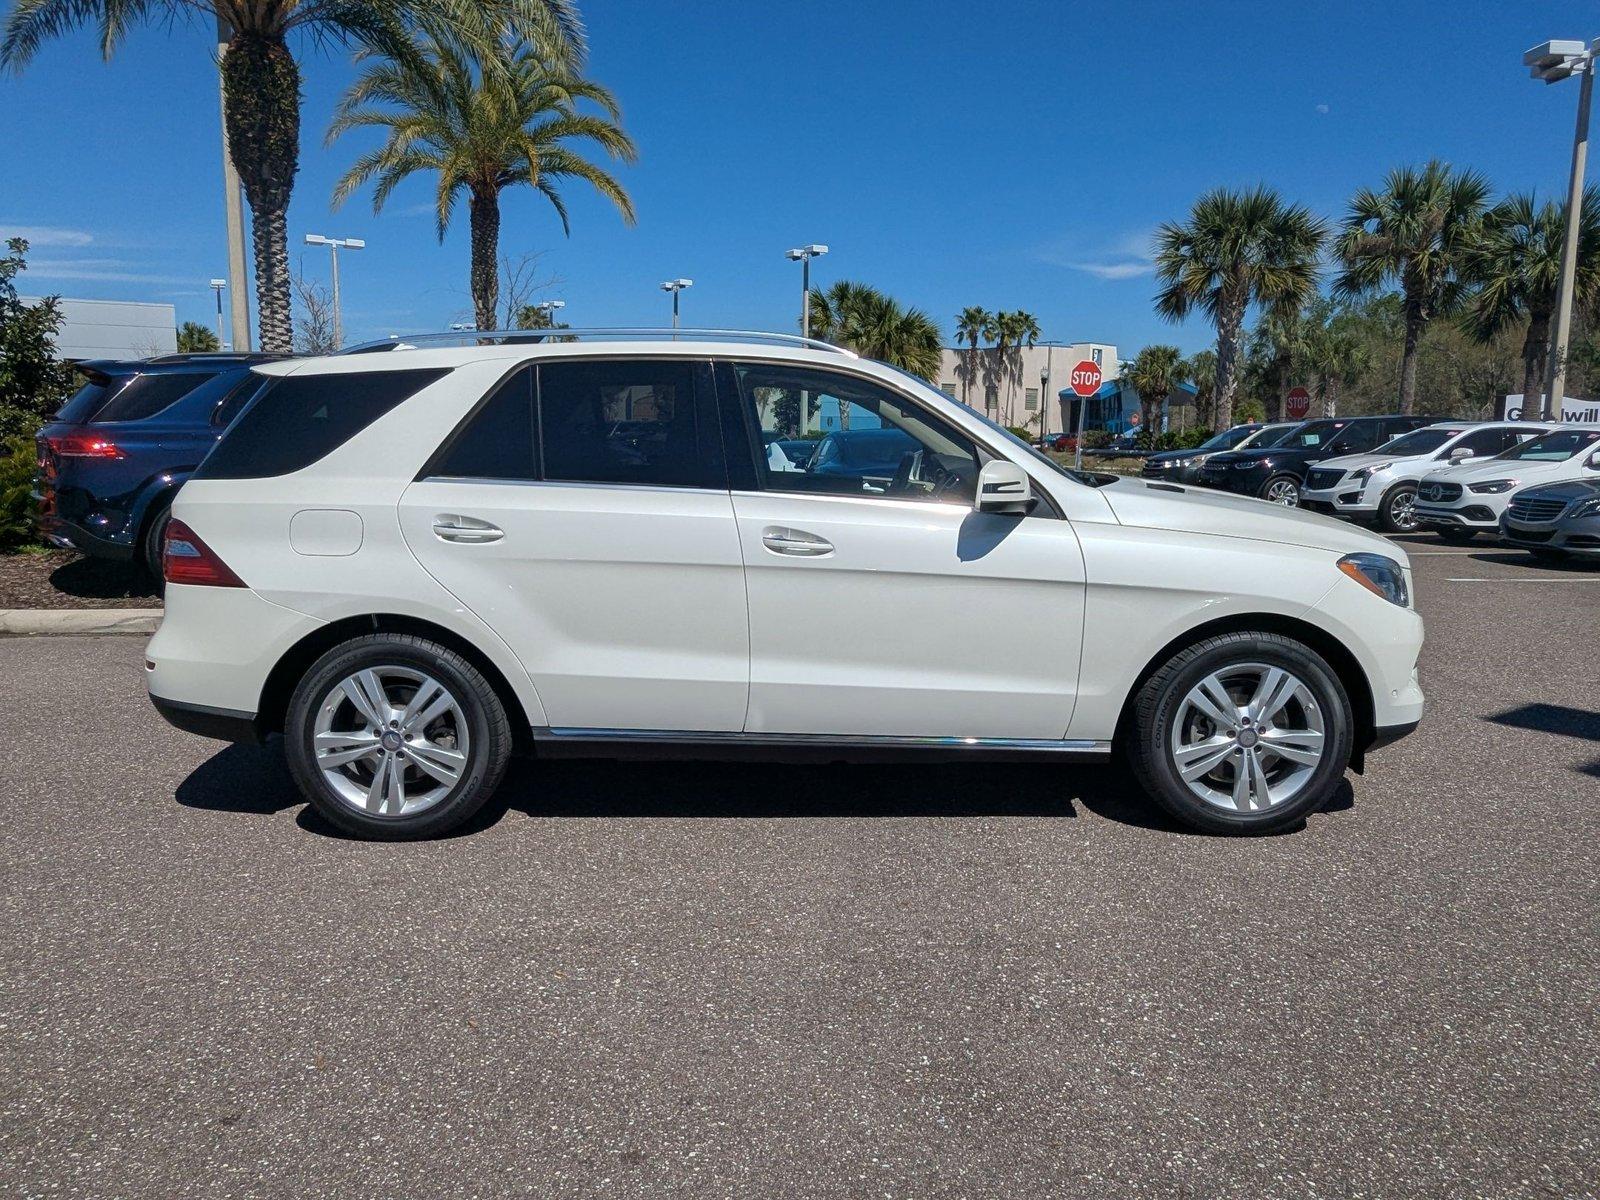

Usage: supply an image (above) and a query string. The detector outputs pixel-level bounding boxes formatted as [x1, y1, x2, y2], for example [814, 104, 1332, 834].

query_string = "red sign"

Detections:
[1069, 360, 1103, 397]
[1286, 386, 1312, 420]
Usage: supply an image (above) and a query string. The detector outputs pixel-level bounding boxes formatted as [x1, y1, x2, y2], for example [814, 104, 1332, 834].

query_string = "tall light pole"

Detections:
[786, 244, 829, 339]
[209, 279, 227, 349]
[303, 233, 365, 349]
[1526, 38, 1598, 421]
[216, 16, 251, 351]
[532, 299, 566, 330]
[660, 279, 693, 329]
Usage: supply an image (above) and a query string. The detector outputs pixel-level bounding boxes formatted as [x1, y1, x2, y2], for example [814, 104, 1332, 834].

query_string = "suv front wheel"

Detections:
[284, 633, 513, 839]
[1126, 632, 1354, 834]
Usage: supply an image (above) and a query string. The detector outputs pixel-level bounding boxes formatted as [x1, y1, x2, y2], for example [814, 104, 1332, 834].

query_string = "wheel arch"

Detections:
[256, 613, 535, 754]
[1113, 611, 1376, 768]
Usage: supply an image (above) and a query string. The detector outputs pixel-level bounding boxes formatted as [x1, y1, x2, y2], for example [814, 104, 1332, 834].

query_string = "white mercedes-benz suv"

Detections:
[146, 332, 1425, 839]
[1301, 421, 1549, 532]
[1413, 425, 1600, 540]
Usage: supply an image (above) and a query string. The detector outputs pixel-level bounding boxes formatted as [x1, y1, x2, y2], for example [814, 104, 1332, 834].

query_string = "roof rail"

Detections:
[336, 327, 856, 357]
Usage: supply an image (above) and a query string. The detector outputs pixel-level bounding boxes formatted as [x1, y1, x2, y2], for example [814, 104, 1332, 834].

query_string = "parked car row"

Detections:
[1178, 412, 1600, 562]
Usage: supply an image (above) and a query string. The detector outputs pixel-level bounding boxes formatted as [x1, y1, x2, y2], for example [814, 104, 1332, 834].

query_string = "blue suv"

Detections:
[35, 353, 285, 579]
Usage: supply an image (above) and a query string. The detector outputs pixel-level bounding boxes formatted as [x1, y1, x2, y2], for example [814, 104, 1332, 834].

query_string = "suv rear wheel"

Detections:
[284, 634, 512, 840]
[139, 499, 173, 589]
[1125, 632, 1354, 835]
[1260, 475, 1301, 507]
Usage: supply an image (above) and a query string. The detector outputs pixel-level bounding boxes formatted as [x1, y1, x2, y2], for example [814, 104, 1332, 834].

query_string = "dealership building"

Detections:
[937, 342, 1118, 434]
[21, 297, 177, 361]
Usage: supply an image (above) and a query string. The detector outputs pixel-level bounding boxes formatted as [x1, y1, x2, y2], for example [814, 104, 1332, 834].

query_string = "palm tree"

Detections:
[1155, 186, 1326, 430]
[0, 1, 582, 353]
[1252, 303, 1313, 422]
[1334, 161, 1491, 415]
[1302, 317, 1369, 419]
[809, 281, 942, 381]
[1183, 349, 1217, 429]
[954, 305, 990, 407]
[1462, 189, 1600, 418]
[1125, 344, 1184, 435]
[330, 33, 635, 331]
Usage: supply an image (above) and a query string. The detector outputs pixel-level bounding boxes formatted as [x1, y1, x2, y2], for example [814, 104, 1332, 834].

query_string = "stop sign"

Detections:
[1069, 360, 1102, 397]
[1286, 386, 1312, 420]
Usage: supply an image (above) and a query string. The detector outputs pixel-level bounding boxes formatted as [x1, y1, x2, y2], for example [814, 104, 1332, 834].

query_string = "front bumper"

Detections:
[1193, 467, 1263, 496]
[1414, 503, 1501, 530]
[1302, 480, 1379, 516]
[1500, 512, 1600, 556]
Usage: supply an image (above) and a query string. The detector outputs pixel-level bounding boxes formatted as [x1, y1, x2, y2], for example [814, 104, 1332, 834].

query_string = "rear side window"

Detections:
[55, 376, 117, 423]
[536, 359, 712, 488]
[428, 367, 537, 479]
[93, 371, 218, 422]
[196, 368, 449, 480]
[211, 373, 269, 428]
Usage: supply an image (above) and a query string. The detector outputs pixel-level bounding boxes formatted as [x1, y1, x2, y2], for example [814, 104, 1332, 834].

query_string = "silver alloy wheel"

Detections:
[1169, 662, 1327, 813]
[1264, 478, 1300, 507]
[311, 666, 470, 818]
[1389, 487, 1418, 531]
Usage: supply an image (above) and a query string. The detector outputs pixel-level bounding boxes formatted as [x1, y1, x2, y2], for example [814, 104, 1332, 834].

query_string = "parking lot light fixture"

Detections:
[209, 279, 227, 349]
[302, 234, 364, 350]
[660, 279, 693, 330]
[1524, 38, 1600, 420]
[532, 299, 566, 329]
[785, 245, 829, 340]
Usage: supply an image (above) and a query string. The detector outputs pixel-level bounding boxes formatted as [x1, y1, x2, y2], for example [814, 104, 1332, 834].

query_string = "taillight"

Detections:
[163, 519, 246, 588]
[50, 431, 125, 459]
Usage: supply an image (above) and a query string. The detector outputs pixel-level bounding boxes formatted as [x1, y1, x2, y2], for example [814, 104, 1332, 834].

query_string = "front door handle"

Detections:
[761, 526, 833, 557]
[432, 514, 504, 544]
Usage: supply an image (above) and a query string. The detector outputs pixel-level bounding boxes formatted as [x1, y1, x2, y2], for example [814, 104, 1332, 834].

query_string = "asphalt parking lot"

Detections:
[2, 539, 1596, 1199]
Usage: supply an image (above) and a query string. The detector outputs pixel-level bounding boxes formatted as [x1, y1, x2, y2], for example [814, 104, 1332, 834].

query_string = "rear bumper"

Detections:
[150, 693, 261, 744]
[34, 510, 136, 560]
[1367, 718, 1421, 752]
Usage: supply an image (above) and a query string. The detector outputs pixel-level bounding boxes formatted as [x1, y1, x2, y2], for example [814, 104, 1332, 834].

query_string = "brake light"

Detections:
[163, 519, 246, 588]
[50, 431, 125, 459]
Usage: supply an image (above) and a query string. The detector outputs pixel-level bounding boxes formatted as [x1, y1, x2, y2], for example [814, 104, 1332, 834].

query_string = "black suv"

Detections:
[1193, 415, 1434, 506]
[35, 352, 286, 577]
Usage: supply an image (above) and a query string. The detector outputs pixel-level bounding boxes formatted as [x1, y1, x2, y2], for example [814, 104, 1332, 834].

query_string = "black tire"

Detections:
[1259, 474, 1302, 507]
[284, 633, 512, 840]
[139, 499, 173, 591]
[1377, 483, 1419, 533]
[1124, 631, 1355, 835]
[1436, 526, 1476, 543]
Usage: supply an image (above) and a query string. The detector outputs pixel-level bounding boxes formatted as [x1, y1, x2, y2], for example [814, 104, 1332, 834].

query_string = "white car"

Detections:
[1301, 422, 1550, 532]
[145, 331, 1425, 839]
[1413, 425, 1600, 540]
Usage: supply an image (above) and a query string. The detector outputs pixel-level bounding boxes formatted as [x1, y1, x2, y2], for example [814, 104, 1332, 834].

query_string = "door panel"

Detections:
[733, 491, 1086, 738]
[401, 480, 748, 731]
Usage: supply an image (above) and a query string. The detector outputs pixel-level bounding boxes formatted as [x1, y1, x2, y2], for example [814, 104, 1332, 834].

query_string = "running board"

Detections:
[531, 727, 1113, 764]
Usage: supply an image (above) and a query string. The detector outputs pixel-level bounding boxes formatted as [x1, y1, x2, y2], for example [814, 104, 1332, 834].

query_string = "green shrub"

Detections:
[1005, 425, 1033, 441]
[0, 435, 39, 551]
[1081, 429, 1113, 450]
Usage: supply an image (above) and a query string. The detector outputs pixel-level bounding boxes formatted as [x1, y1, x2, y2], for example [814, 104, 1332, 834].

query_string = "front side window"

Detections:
[729, 363, 980, 504]
[536, 359, 712, 488]
[1499, 428, 1600, 462]
[1326, 422, 1381, 455]
[1282, 420, 1345, 448]
[1453, 426, 1519, 458]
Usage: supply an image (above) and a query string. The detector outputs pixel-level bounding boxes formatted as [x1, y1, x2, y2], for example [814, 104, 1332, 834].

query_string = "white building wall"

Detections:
[937, 342, 1117, 432]
[21, 297, 177, 360]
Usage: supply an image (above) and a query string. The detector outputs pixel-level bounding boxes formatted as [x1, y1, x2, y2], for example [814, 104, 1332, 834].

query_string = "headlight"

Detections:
[1351, 462, 1390, 483]
[1234, 460, 1260, 470]
[1571, 496, 1600, 518]
[1337, 553, 1410, 607]
[1469, 479, 1517, 494]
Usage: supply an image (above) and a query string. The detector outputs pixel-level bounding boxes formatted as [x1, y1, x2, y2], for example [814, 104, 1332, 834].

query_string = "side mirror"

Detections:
[1449, 447, 1473, 460]
[1589, 451, 1600, 470]
[975, 459, 1032, 515]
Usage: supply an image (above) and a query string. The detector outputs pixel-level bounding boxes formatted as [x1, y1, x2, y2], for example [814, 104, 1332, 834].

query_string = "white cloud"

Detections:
[0, 223, 95, 248]
[24, 258, 198, 286]
[1315, 103, 1330, 115]
[1037, 229, 1156, 281]
[1064, 260, 1155, 281]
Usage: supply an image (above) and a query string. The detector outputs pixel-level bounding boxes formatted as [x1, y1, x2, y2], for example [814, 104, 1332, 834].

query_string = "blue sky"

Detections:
[3, 0, 1598, 354]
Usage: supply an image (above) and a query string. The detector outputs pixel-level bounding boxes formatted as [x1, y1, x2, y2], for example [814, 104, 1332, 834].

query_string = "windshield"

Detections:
[1197, 426, 1254, 452]
[1498, 427, 1600, 461]
[1375, 428, 1460, 456]
[1277, 420, 1345, 448]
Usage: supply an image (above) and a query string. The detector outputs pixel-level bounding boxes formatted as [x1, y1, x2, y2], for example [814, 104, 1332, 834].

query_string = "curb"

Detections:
[0, 609, 163, 637]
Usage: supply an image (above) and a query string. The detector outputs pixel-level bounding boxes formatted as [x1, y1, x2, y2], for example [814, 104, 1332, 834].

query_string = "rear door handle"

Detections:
[432, 514, 504, 544]
[761, 526, 833, 557]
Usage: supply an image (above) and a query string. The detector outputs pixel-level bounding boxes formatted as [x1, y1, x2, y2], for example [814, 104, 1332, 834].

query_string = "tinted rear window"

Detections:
[55, 377, 118, 423]
[195, 368, 449, 480]
[92, 371, 219, 422]
[428, 367, 537, 479]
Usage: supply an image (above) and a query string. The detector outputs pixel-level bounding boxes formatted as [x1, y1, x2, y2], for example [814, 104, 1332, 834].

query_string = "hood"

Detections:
[1145, 447, 1206, 465]
[1310, 451, 1395, 473]
[1422, 457, 1582, 486]
[1517, 477, 1600, 502]
[1099, 478, 1404, 559]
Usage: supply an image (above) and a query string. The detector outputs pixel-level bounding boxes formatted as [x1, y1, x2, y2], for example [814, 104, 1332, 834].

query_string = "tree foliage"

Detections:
[176, 321, 221, 353]
[0, 238, 75, 442]
[808, 281, 943, 381]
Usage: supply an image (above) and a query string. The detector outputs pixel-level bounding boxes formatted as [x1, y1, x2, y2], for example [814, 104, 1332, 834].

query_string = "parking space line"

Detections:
[1445, 576, 1600, 583]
